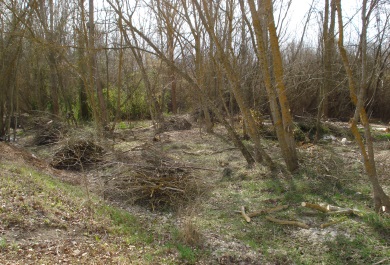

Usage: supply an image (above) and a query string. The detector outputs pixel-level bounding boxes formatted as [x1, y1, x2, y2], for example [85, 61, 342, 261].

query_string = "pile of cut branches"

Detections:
[158, 116, 192, 133]
[50, 140, 105, 171]
[32, 120, 66, 146]
[104, 145, 205, 211]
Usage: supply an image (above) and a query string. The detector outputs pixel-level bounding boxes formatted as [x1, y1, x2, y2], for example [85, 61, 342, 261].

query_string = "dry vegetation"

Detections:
[103, 144, 207, 210]
[0, 117, 389, 264]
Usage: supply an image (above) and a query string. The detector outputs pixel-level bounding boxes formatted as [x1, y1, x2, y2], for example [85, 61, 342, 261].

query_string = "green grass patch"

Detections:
[99, 205, 153, 244]
[373, 133, 390, 141]
[176, 243, 198, 264]
[324, 234, 385, 264]
[0, 237, 7, 250]
[1, 161, 147, 238]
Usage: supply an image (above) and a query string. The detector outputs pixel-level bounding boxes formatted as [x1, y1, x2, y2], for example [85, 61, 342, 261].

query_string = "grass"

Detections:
[116, 120, 151, 130]
[189, 139, 390, 264]
[0, 237, 7, 250]
[0, 160, 177, 264]
[176, 243, 198, 264]
[1, 122, 389, 264]
[373, 133, 390, 141]
[324, 234, 384, 264]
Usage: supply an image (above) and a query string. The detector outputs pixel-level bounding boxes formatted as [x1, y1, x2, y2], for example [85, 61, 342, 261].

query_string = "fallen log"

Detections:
[301, 202, 328, 213]
[302, 202, 361, 215]
[326, 204, 361, 215]
[326, 209, 355, 215]
[320, 219, 346, 229]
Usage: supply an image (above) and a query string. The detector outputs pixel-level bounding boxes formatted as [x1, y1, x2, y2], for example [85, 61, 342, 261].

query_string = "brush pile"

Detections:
[32, 120, 66, 146]
[158, 116, 192, 133]
[104, 145, 204, 210]
[51, 140, 105, 171]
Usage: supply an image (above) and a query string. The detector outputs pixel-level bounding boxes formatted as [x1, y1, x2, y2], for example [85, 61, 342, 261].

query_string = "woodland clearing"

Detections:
[0, 117, 389, 264]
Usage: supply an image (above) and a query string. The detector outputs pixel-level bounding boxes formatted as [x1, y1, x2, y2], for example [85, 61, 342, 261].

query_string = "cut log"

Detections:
[241, 206, 251, 223]
[326, 209, 354, 215]
[326, 204, 342, 211]
[326, 205, 361, 215]
[301, 202, 328, 213]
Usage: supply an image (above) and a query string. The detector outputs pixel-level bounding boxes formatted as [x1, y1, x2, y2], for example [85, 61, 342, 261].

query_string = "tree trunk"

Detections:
[247, 0, 298, 172]
[335, 0, 390, 213]
[88, 0, 107, 132]
[196, 0, 274, 168]
[48, 0, 59, 115]
[168, 30, 177, 114]
[264, 0, 298, 172]
[109, 0, 257, 167]
[77, 16, 91, 121]
[316, 0, 336, 142]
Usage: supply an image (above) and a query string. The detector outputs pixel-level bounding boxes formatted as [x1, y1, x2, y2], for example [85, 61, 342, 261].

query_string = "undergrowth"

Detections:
[1, 121, 389, 264]
[190, 140, 390, 264]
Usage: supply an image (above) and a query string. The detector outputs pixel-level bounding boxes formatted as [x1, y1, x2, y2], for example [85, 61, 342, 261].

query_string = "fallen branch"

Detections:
[183, 147, 238, 156]
[326, 204, 343, 211]
[320, 219, 346, 228]
[241, 206, 251, 223]
[183, 150, 211, 156]
[266, 216, 309, 229]
[373, 258, 390, 265]
[326, 209, 355, 215]
[211, 147, 238, 154]
[301, 202, 328, 213]
[326, 204, 361, 215]
[302, 202, 361, 215]
[179, 165, 220, 172]
[118, 161, 219, 172]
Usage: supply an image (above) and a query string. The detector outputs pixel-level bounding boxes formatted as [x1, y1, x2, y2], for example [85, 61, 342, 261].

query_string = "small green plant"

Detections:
[264, 180, 286, 195]
[0, 237, 7, 249]
[106, 207, 137, 234]
[176, 243, 197, 264]
[102, 206, 154, 244]
[363, 212, 390, 239]
[117, 121, 128, 129]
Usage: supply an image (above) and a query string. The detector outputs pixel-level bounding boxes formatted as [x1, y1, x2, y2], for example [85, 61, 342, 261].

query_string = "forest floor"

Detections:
[0, 116, 389, 264]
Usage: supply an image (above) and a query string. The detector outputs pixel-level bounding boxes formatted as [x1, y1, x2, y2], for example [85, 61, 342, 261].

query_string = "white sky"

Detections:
[286, 0, 372, 46]
[94, 0, 375, 48]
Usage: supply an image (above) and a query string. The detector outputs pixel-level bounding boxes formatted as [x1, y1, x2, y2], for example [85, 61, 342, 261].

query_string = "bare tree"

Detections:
[321, 0, 336, 119]
[192, 0, 274, 168]
[246, 0, 298, 172]
[179, 0, 214, 133]
[0, 0, 33, 141]
[108, 0, 257, 165]
[90, 0, 107, 130]
[154, 0, 181, 114]
[336, 0, 390, 212]
[314, 0, 336, 142]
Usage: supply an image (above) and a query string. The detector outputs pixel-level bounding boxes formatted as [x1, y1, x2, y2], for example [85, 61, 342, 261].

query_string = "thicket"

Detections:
[5, 43, 389, 125]
[1, 2, 390, 126]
